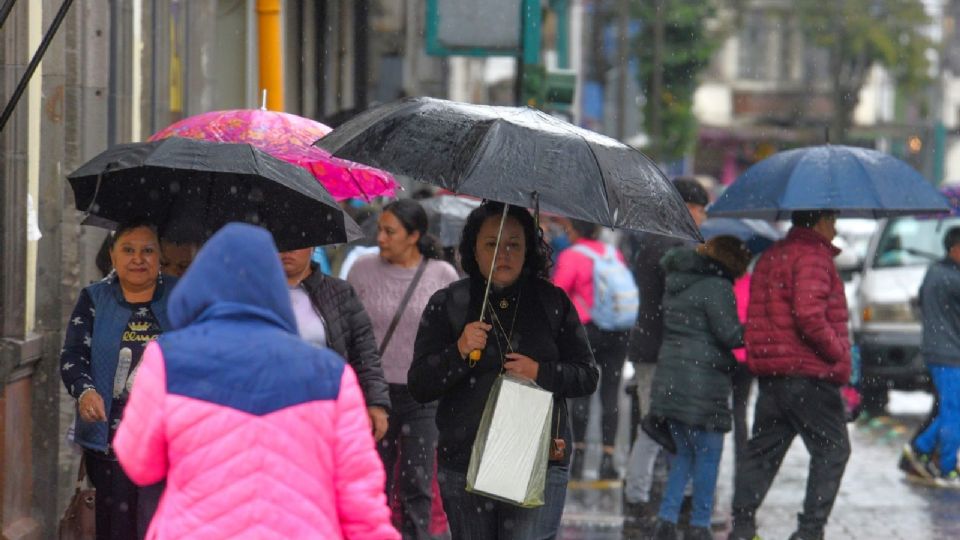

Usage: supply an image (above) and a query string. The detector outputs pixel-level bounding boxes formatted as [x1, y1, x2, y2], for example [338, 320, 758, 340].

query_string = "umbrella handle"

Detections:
[469, 202, 510, 367]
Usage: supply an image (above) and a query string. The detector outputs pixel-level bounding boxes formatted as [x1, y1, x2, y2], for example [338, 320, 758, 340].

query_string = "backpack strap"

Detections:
[603, 243, 616, 260]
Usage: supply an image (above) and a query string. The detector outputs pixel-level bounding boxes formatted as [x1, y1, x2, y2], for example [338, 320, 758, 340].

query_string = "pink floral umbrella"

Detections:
[149, 109, 398, 201]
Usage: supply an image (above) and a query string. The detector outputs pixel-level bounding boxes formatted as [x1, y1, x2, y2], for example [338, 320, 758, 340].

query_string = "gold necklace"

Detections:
[486, 288, 522, 365]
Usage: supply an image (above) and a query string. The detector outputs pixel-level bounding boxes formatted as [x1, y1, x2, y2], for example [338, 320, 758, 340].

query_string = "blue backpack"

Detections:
[572, 244, 640, 331]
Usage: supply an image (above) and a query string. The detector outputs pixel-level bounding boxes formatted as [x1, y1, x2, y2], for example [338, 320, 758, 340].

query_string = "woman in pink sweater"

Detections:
[114, 223, 398, 540]
[552, 218, 632, 480]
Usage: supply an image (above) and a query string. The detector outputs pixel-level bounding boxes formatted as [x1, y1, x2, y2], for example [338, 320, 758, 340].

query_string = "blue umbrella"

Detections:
[708, 145, 950, 219]
[700, 218, 783, 254]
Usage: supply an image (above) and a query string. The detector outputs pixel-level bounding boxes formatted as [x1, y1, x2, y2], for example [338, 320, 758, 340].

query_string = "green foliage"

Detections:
[631, 1, 722, 161]
[793, 0, 932, 139]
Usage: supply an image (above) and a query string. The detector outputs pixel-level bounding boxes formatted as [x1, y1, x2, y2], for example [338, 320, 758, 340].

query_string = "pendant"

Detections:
[499, 298, 510, 309]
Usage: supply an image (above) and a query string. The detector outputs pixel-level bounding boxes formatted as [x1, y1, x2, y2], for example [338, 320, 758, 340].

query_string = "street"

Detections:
[560, 390, 960, 539]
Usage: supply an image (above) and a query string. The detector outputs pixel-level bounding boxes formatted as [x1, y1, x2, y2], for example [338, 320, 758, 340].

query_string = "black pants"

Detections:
[86, 450, 138, 540]
[732, 377, 851, 538]
[379, 384, 438, 540]
[731, 362, 753, 483]
[570, 324, 629, 447]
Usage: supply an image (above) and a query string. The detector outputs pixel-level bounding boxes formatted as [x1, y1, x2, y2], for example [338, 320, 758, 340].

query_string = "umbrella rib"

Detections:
[847, 149, 885, 217]
[564, 128, 612, 226]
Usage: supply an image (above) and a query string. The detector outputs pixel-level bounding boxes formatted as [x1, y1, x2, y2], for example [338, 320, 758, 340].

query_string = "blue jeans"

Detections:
[915, 364, 960, 473]
[658, 420, 724, 528]
[438, 465, 569, 540]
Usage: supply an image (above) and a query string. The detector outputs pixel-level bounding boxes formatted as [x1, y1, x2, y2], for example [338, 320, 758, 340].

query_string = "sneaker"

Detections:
[652, 519, 678, 540]
[937, 468, 960, 489]
[788, 532, 823, 540]
[684, 526, 713, 540]
[729, 521, 760, 540]
[598, 452, 619, 480]
[901, 443, 937, 479]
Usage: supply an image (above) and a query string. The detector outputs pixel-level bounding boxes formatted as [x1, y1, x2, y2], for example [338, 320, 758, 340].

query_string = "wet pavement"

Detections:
[559, 390, 960, 539]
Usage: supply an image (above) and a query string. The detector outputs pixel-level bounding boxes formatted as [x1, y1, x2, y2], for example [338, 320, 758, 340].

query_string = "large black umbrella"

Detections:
[317, 97, 700, 361]
[68, 137, 362, 250]
[315, 97, 701, 242]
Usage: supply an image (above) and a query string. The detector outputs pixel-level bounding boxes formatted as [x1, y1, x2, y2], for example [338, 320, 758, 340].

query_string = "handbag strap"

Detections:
[75, 455, 88, 491]
[378, 258, 428, 356]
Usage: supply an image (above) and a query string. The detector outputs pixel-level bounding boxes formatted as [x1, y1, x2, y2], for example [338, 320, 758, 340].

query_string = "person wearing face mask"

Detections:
[408, 202, 598, 539]
[61, 218, 178, 540]
[347, 199, 459, 540]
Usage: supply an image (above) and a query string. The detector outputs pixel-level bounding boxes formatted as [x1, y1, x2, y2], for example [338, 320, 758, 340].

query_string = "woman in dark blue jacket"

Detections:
[61, 218, 177, 540]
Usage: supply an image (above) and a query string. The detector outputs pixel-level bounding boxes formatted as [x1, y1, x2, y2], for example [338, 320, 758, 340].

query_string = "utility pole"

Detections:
[650, 0, 664, 161]
[616, 0, 629, 140]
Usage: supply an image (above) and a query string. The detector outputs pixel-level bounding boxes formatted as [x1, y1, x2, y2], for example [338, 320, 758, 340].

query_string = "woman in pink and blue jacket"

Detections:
[114, 223, 398, 540]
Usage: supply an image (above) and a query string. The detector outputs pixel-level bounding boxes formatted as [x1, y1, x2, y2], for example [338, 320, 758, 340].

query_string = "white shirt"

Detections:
[289, 285, 327, 347]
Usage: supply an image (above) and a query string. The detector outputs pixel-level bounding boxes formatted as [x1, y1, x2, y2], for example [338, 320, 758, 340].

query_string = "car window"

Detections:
[873, 217, 960, 268]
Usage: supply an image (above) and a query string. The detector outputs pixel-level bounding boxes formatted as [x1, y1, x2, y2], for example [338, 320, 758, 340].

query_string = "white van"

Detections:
[855, 215, 960, 413]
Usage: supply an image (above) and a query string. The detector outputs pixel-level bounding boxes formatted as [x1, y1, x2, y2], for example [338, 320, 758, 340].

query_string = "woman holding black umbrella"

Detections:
[408, 202, 598, 539]
[60, 218, 177, 540]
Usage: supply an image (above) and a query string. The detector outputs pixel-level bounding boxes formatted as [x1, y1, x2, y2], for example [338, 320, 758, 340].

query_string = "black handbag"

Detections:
[640, 414, 677, 454]
[59, 456, 95, 540]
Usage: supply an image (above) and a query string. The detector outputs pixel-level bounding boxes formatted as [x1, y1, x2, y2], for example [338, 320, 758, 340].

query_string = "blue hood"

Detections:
[167, 223, 296, 333]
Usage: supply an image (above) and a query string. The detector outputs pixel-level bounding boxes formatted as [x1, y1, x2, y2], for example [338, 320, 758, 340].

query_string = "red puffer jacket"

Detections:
[745, 227, 851, 385]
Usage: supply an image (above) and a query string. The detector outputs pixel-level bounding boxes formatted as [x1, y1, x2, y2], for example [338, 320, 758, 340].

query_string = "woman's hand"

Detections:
[368, 406, 389, 441]
[504, 353, 539, 381]
[457, 321, 492, 359]
[78, 389, 107, 423]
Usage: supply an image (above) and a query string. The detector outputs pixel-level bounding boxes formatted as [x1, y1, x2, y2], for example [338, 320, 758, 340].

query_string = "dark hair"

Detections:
[944, 226, 960, 252]
[95, 235, 113, 277]
[458, 202, 552, 281]
[109, 217, 158, 250]
[569, 219, 599, 240]
[697, 235, 752, 279]
[382, 199, 440, 259]
[672, 177, 709, 207]
[791, 210, 836, 229]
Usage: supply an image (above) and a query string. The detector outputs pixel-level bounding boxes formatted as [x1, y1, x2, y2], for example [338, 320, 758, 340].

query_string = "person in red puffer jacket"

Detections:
[730, 210, 852, 540]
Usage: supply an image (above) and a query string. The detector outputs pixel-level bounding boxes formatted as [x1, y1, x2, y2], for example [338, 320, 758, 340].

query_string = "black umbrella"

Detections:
[315, 97, 701, 242]
[67, 137, 362, 251]
[318, 97, 701, 361]
[420, 194, 482, 247]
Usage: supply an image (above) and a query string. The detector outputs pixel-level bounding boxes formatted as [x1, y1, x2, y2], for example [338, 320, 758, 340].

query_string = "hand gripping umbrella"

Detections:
[708, 145, 951, 219]
[316, 97, 701, 360]
[67, 136, 362, 251]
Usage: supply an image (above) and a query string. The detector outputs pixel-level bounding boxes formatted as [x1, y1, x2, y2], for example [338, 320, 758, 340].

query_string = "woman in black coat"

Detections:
[408, 202, 598, 540]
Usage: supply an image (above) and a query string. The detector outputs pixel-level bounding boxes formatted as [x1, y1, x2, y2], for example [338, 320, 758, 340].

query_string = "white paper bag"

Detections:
[466, 375, 553, 507]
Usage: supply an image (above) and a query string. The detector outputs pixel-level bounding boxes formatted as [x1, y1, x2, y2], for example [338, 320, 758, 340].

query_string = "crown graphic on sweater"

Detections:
[127, 321, 152, 332]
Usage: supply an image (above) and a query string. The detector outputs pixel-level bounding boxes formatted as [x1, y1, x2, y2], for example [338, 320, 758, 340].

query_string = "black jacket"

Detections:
[621, 232, 689, 364]
[920, 258, 960, 366]
[649, 248, 743, 432]
[300, 267, 391, 411]
[408, 276, 598, 473]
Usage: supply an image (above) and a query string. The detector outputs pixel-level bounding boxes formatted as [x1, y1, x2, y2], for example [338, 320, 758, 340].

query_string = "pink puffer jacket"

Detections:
[115, 342, 398, 540]
[745, 227, 851, 385]
[113, 223, 398, 540]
